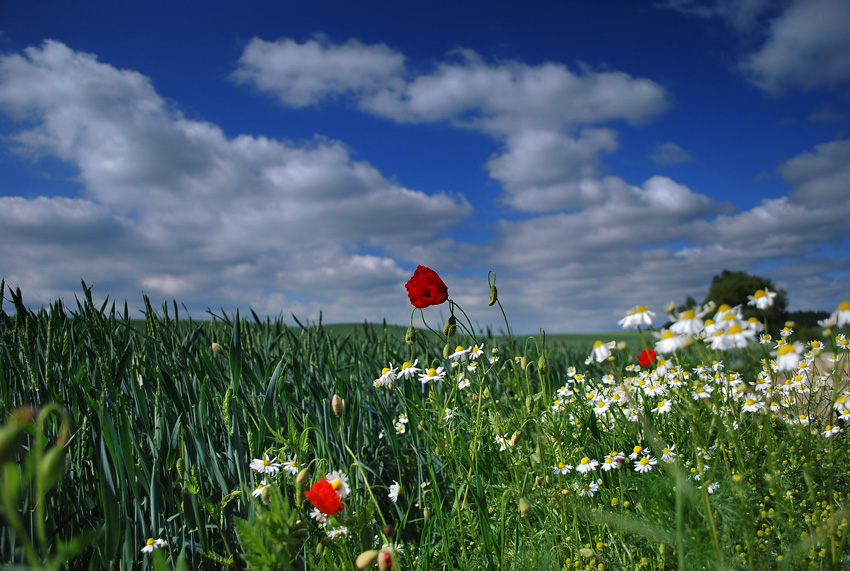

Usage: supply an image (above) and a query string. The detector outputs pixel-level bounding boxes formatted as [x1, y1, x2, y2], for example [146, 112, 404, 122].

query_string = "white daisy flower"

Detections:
[250, 455, 281, 475]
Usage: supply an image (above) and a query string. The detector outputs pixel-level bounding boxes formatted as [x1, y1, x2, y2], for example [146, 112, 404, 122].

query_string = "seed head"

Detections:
[332, 394, 345, 419]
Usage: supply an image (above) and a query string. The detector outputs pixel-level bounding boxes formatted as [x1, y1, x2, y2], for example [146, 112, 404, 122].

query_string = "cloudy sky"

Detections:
[1, 0, 848, 333]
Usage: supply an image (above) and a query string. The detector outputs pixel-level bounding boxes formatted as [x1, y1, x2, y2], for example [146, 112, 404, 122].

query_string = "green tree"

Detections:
[703, 269, 788, 331]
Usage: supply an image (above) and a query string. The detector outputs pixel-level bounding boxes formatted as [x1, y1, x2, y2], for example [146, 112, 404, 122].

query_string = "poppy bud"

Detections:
[443, 316, 457, 337]
[519, 497, 532, 517]
[381, 523, 395, 538]
[423, 507, 431, 518]
[535, 476, 543, 487]
[520, 356, 528, 370]
[405, 326, 417, 346]
[538, 355, 549, 375]
[211, 342, 225, 354]
[261, 484, 271, 505]
[332, 395, 345, 419]
[296, 468, 309, 485]
[488, 285, 498, 306]
[443, 343, 451, 359]
[378, 549, 393, 570]
[356, 550, 380, 569]
[510, 430, 521, 447]
[525, 395, 533, 414]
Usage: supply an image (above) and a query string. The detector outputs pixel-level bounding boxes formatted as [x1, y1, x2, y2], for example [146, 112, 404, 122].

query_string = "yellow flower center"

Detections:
[262, 459, 270, 466]
[402, 362, 412, 369]
[634, 305, 649, 313]
[382, 367, 390, 375]
[455, 346, 465, 352]
[727, 324, 743, 334]
[662, 330, 675, 339]
[681, 309, 696, 319]
[558, 462, 565, 469]
[746, 399, 757, 406]
[427, 368, 437, 376]
[717, 304, 731, 312]
[777, 344, 795, 355]
[754, 290, 766, 298]
[331, 479, 343, 491]
[633, 446, 642, 454]
[839, 300, 850, 311]
[146, 538, 156, 546]
[580, 457, 591, 465]
[593, 340, 605, 348]
[640, 458, 650, 465]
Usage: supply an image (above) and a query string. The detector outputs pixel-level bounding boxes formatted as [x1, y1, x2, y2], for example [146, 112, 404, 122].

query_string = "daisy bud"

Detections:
[378, 549, 393, 570]
[665, 301, 677, 314]
[211, 342, 225, 354]
[332, 394, 345, 419]
[519, 497, 532, 517]
[443, 343, 451, 359]
[296, 468, 309, 485]
[443, 316, 457, 337]
[405, 326, 417, 346]
[356, 550, 380, 569]
[538, 355, 549, 375]
[617, 341, 628, 352]
[488, 285, 498, 306]
[423, 507, 431, 518]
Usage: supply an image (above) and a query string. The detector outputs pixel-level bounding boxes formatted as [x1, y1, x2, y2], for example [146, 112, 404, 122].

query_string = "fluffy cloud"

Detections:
[663, 0, 850, 92]
[235, 42, 669, 135]
[483, 138, 850, 332]
[740, 0, 850, 91]
[232, 36, 406, 107]
[0, 41, 470, 322]
[650, 142, 693, 165]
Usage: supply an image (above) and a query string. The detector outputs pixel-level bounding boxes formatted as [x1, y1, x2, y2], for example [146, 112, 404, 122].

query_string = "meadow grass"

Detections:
[1, 280, 849, 570]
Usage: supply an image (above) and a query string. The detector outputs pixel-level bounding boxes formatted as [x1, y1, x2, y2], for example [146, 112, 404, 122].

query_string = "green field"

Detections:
[2, 285, 850, 570]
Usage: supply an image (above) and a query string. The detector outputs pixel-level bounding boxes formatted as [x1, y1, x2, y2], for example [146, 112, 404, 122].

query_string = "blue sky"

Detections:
[1, 0, 848, 333]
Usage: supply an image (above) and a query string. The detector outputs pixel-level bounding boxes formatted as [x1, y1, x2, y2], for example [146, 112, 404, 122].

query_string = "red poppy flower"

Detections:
[637, 349, 657, 367]
[304, 478, 344, 516]
[405, 265, 448, 309]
